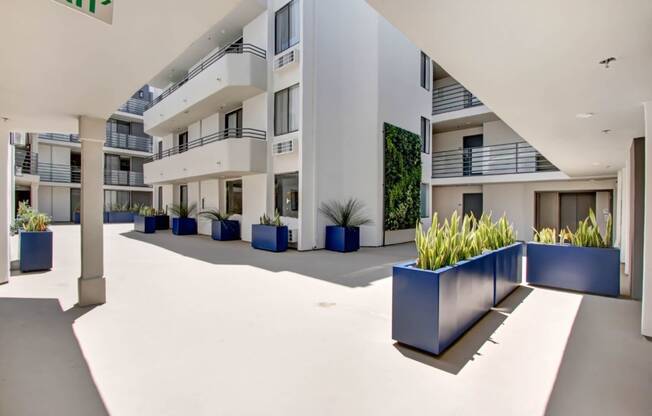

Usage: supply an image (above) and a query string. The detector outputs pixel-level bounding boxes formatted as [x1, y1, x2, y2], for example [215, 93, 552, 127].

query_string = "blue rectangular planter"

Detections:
[19, 231, 53, 272]
[155, 215, 170, 230]
[526, 242, 620, 297]
[211, 220, 240, 241]
[134, 215, 156, 234]
[73, 212, 80, 224]
[493, 242, 523, 306]
[392, 252, 495, 355]
[172, 217, 197, 235]
[252, 224, 288, 252]
[325, 226, 360, 252]
[107, 211, 134, 223]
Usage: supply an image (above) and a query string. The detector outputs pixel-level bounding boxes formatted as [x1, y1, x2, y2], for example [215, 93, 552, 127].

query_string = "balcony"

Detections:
[144, 44, 267, 136]
[104, 170, 148, 187]
[432, 83, 483, 115]
[14, 149, 38, 176]
[38, 163, 80, 184]
[116, 97, 150, 116]
[38, 133, 80, 144]
[105, 132, 152, 153]
[144, 128, 267, 184]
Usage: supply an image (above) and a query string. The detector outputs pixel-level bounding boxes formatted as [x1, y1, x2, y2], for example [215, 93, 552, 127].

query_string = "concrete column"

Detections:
[0, 120, 10, 285]
[30, 182, 39, 212]
[642, 102, 652, 337]
[78, 116, 106, 306]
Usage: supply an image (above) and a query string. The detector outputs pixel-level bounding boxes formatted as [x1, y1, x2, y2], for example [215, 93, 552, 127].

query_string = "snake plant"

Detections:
[533, 209, 613, 248]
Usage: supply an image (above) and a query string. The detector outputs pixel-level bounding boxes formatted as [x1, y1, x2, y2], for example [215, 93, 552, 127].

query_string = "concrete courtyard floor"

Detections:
[1, 224, 651, 416]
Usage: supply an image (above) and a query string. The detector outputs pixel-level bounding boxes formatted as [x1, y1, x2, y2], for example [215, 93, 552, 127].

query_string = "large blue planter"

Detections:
[211, 220, 240, 241]
[526, 243, 620, 297]
[155, 215, 170, 230]
[493, 243, 523, 306]
[252, 224, 288, 252]
[172, 217, 197, 235]
[392, 252, 495, 355]
[19, 230, 53, 272]
[325, 226, 360, 252]
[107, 211, 134, 223]
[134, 215, 156, 234]
[73, 212, 80, 224]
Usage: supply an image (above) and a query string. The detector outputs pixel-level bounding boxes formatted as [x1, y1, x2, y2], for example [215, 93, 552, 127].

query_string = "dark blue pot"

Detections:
[19, 230, 53, 272]
[325, 226, 360, 252]
[134, 215, 156, 234]
[107, 211, 134, 223]
[73, 212, 80, 224]
[172, 217, 197, 235]
[493, 242, 523, 306]
[252, 224, 288, 252]
[211, 220, 240, 241]
[392, 252, 495, 355]
[155, 215, 170, 230]
[526, 243, 620, 297]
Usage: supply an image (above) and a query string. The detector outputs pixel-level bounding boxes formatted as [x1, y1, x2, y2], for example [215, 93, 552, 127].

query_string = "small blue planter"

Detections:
[325, 226, 360, 252]
[526, 243, 620, 297]
[172, 217, 197, 235]
[134, 215, 156, 234]
[19, 230, 53, 272]
[493, 242, 523, 306]
[73, 212, 80, 224]
[211, 220, 240, 241]
[252, 224, 288, 252]
[107, 211, 134, 223]
[155, 215, 170, 230]
[392, 252, 495, 355]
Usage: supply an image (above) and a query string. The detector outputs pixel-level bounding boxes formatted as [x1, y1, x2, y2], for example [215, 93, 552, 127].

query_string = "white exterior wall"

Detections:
[38, 185, 71, 222]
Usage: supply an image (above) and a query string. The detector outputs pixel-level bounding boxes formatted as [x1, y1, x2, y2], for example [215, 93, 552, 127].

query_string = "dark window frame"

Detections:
[275, 0, 300, 55]
[274, 84, 300, 136]
[274, 171, 299, 219]
[226, 179, 243, 215]
[420, 52, 431, 91]
[420, 116, 430, 154]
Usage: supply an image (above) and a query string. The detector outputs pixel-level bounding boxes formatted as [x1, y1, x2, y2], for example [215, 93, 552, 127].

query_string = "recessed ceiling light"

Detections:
[592, 162, 601, 166]
[599, 57, 616, 69]
[602, 129, 611, 134]
[576, 113, 594, 119]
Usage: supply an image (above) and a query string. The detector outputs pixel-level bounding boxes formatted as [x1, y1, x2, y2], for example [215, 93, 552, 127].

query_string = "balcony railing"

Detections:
[38, 162, 81, 183]
[145, 128, 267, 163]
[14, 149, 39, 176]
[432, 83, 483, 115]
[104, 170, 148, 187]
[38, 133, 80, 144]
[145, 43, 267, 111]
[117, 97, 150, 116]
[105, 132, 153, 153]
[432, 142, 558, 178]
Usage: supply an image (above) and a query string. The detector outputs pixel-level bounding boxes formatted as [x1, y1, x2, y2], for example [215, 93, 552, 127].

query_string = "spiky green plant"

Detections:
[199, 209, 231, 222]
[11, 201, 36, 234]
[568, 209, 612, 248]
[110, 203, 131, 213]
[475, 213, 516, 251]
[168, 203, 196, 219]
[23, 213, 51, 232]
[533, 227, 557, 244]
[139, 206, 157, 217]
[260, 209, 283, 226]
[319, 198, 372, 228]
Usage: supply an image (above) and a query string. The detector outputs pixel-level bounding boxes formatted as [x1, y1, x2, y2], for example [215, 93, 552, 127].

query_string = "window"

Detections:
[225, 108, 243, 138]
[275, 0, 300, 55]
[420, 184, 429, 218]
[274, 84, 300, 136]
[179, 185, 188, 211]
[158, 141, 163, 158]
[158, 186, 163, 211]
[420, 52, 431, 90]
[178, 131, 188, 153]
[104, 190, 131, 211]
[226, 180, 243, 215]
[420, 117, 430, 153]
[275, 172, 299, 218]
[116, 120, 130, 135]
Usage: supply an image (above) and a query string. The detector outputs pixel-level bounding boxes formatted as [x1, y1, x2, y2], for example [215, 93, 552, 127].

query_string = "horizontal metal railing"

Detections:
[432, 83, 483, 115]
[105, 131, 153, 153]
[104, 170, 148, 187]
[38, 133, 80, 143]
[432, 141, 558, 178]
[117, 97, 150, 116]
[14, 149, 39, 176]
[145, 128, 267, 163]
[145, 43, 267, 111]
[38, 162, 81, 183]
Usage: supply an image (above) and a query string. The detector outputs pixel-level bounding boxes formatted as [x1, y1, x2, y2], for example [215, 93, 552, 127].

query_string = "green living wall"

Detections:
[384, 123, 421, 231]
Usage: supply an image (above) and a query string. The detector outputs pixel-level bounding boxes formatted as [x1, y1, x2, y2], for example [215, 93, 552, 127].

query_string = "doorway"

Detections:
[179, 132, 188, 153]
[559, 192, 596, 232]
[463, 134, 483, 176]
[463, 193, 483, 219]
[15, 188, 31, 216]
[179, 185, 188, 211]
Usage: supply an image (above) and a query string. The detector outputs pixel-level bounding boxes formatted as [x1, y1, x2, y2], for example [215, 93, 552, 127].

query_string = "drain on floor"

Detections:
[317, 302, 336, 308]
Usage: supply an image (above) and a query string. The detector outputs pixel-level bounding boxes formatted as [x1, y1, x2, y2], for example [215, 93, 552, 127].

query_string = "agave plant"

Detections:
[23, 213, 51, 232]
[168, 203, 196, 219]
[199, 209, 231, 222]
[319, 198, 372, 228]
[260, 209, 283, 226]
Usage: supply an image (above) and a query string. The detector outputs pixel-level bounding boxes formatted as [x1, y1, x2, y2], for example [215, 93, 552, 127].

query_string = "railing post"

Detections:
[515, 143, 519, 173]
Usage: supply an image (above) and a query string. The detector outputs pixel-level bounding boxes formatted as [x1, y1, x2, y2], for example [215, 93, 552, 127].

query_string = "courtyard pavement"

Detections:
[1, 224, 650, 415]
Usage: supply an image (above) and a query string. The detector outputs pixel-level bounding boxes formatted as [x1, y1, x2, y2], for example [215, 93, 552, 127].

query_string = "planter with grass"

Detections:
[13, 203, 53, 272]
[320, 198, 371, 253]
[134, 207, 157, 234]
[170, 203, 197, 236]
[528, 211, 619, 297]
[252, 211, 288, 252]
[200, 209, 240, 241]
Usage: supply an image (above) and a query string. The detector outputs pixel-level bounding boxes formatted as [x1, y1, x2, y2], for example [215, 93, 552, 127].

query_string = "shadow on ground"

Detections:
[394, 286, 533, 375]
[121, 230, 416, 287]
[0, 298, 109, 416]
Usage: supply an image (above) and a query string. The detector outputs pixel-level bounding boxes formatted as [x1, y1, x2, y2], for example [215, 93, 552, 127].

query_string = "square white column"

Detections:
[642, 101, 652, 337]
[0, 121, 10, 285]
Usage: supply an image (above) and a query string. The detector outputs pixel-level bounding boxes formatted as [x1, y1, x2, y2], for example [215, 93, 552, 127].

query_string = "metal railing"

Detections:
[432, 83, 483, 115]
[38, 133, 80, 143]
[14, 149, 39, 176]
[38, 162, 81, 183]
[104, 170, 148, 187]
[145, 128, 267, 163]
[117, 97, 150, 116]
[431, 142, 558, 178]
[105, 131, 153, 153]
[145, 43, 267, 111]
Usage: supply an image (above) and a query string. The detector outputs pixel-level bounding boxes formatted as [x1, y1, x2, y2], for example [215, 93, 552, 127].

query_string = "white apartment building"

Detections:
[12, 87, 155, 222]
[143, 0, 432, 250]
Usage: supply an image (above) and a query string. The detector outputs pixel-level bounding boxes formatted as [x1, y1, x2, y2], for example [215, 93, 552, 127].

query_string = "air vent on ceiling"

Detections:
[273, 139, 294, 155]
[274, 49, 299, 71]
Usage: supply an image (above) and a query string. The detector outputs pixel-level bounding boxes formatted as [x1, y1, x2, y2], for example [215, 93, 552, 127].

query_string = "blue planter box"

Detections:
[493, 242, 523, 306]
[134, 215, 156, 233]
[392, 252, 495, 355]
[19, 230, 53, 272]
[526, 243, 620, 297]
[107, 211, 134, 223]
[252, 224, 288, 252]
[211, 220, 240, 241]
[73, 212, 80, 224]
[325, 226, 360, 252]
[155, 215, 170, 230]
[172, 217, 197, 235]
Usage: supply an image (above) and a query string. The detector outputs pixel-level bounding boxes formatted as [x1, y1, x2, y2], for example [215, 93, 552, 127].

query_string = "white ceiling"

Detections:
[0, 0, 243, 132]
[367, 0, 652, 176]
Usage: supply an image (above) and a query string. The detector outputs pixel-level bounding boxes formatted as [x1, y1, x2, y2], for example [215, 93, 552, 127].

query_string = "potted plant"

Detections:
[134, 206, 157, 234]
[528, 210, 619, 297]
[199, 209, 240, 241]
[155, 208, 170, 230]
[106, 203, 135, 223]
[13, 203, 53, 272]
[252, 210, 288, 252]
[169, 203, 197, 235]
[320, 198, 372, 253]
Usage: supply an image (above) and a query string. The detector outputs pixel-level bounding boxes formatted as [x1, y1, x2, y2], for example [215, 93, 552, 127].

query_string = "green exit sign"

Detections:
[54, 0, 114, 24]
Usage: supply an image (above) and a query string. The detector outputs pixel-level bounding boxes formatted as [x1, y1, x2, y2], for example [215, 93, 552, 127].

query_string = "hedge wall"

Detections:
[384, 123, 421, 231]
